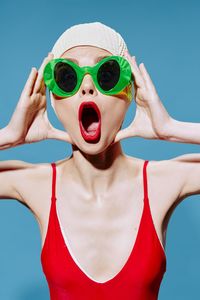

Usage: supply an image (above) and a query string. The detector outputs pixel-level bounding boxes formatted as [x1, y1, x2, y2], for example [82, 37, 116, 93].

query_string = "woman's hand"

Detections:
[114, 51, 172, 143]
[6, 53, 74, 146]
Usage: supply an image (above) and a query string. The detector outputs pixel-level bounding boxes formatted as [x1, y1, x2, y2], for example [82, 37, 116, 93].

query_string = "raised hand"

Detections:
[114, 51, 172, 143]
[6, 53, 74, 146]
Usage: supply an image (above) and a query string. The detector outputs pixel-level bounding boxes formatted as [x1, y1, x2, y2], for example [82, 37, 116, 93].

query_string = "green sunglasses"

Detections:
[43, 55, 134, 101]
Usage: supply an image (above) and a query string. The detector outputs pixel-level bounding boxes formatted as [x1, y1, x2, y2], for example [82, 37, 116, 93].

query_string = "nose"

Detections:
[79, 74, 97, 96]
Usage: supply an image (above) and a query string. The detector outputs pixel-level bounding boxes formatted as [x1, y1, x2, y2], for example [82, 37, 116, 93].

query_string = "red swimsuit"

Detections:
[41, 160, 166, 300]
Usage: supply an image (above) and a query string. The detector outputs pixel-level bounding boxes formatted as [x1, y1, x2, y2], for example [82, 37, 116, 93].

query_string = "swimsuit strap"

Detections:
[143, 160, 149, 200]
[51, 162, 57, 203]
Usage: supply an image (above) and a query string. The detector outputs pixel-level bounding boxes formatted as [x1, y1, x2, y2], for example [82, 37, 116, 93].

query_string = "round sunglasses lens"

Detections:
[54, 62, 77, 93]
[97, 60, 120, 91]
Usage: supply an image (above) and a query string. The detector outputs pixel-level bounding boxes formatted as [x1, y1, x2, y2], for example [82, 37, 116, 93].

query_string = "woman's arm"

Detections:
[162, 118, 200, 144]
[170, 153, 200, 199]
[0, 160, 34, 202]
[0, 126, 18, 150]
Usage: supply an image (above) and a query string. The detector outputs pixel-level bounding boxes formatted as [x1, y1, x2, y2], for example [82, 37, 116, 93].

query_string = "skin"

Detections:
[1, 45, 200, 284]
[51, 45, 133, 196]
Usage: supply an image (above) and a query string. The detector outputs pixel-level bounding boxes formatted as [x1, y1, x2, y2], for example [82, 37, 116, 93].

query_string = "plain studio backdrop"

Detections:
[0, 0, 200, 299]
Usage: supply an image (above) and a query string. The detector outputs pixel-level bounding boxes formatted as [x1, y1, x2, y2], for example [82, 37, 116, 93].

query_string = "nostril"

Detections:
[82, 89, 94, 95]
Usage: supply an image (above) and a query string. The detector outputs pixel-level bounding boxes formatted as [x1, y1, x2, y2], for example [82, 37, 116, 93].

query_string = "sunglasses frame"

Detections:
[43, 55, 134, 101]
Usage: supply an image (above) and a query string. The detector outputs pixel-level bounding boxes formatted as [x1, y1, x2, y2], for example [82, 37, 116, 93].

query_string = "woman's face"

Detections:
[51, 45, 132, 155]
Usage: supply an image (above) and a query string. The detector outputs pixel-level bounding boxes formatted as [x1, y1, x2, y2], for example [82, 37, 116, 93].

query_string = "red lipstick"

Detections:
[78, 101, 101, 142]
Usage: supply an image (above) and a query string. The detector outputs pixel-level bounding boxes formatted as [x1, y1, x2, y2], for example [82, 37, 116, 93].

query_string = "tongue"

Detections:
[86, 121, 99, 132]
[83, 112, 99, 133]
[81, 107, 100, 134]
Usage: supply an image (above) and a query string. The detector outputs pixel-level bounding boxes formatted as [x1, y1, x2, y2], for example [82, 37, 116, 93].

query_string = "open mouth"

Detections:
[78, 101, 101, 142]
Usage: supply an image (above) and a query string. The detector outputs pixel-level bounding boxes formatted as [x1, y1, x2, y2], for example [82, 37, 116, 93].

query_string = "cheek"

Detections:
[52, 97, 77, 130]
[101, 100, 128, 132]
[101, 85, 132, 131]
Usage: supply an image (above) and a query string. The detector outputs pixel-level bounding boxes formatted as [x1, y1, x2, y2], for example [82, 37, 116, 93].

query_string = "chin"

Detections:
[72, 134, 115, 155]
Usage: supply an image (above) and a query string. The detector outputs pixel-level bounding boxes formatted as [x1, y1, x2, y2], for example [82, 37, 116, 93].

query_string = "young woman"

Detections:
[0, 22, 200, 300]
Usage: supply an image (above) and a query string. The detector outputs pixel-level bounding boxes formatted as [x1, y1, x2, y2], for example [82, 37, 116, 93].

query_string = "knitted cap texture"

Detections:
[51, 21, 128, 58]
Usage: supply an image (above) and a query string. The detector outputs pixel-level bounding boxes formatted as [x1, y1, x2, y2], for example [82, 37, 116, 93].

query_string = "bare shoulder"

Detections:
[127, 154, 186, 180]
[0, 160, 55, 236]
[129, 155, 194, 209]
[6, 160, 51, 206]
[0, 159, 40, 201]
[9, 158, 70, 221]
[147, 154, 200, 206]
[127, 155, 184, 194]
[122, 156, 187, 228]
[168, 153, 200, 198]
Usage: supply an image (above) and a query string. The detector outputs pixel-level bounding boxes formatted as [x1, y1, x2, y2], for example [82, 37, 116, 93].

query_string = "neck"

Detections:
[68, 142, 128, 197]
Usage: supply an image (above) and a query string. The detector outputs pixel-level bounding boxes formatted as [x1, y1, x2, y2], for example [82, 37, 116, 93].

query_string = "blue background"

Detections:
[0, 0, 200, 299]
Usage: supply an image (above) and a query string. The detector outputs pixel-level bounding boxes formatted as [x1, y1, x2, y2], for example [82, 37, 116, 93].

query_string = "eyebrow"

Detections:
[63, 55, 110, 64]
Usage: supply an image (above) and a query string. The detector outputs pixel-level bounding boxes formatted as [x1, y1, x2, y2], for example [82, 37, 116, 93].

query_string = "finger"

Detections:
[139, 63, 156, 91]
[33, 53, 54, 94]
[133, 80, 137, 99]
[124, 52, 145, 87]
[127, 53, 141, 75]
[33, 53, 52, 93]
[21, 67, 38, 97]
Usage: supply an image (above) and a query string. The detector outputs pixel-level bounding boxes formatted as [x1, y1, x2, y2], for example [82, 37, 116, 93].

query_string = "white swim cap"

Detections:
[49, 22, 130, 110]
[51, 21, 128, 58]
